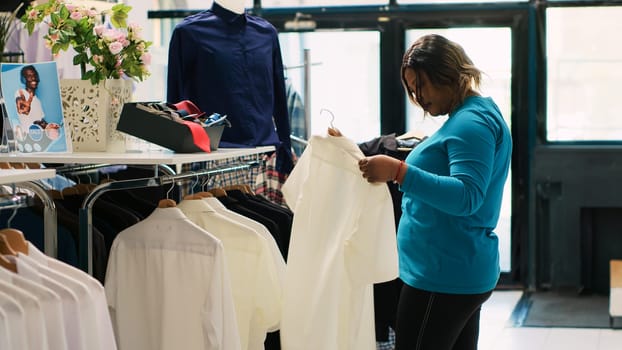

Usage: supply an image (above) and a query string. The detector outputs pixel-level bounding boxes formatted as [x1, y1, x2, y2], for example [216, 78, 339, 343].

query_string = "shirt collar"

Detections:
[211, 1, 247, 26]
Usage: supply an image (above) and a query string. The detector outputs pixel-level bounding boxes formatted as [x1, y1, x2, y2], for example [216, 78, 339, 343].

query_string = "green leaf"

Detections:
[110, 12, 128, 29]
[50, 12, 60, 26]
[59, 5, 70, 20]
[26, 22, 35, 35]
[51, 44, 61, 54]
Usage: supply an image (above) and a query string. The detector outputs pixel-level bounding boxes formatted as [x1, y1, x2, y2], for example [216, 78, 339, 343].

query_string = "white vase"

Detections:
[60, 78, 132, 152]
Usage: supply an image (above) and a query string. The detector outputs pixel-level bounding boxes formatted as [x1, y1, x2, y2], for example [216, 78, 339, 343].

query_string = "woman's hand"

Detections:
[327, 127, 342, 136]
[358, 155, 401, 183]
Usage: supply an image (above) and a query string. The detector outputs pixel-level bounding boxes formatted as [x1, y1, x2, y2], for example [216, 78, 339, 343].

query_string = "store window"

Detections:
[546, 6, 622, 141]
[405, 28, 513, 272]
[399, 0, 525, 3]
[262, 0, 387, 7]
[279, 31, 381, 143]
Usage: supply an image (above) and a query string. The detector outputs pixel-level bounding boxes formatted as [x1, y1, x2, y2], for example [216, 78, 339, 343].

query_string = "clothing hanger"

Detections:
[0, 228, 28, 254]
[208, 187, 227, 197]
[222, 184, 252, 195]
[0, 255, 16, 273]
[396, 130, 426, 141]
[0, 234, 15, 255]
[183, 174, 205, 200]
[9, 162, 26, 169]
[322, 108, 342, 136]
[61, 175, 95, 196]
[158, 199, 177, 208]
[46, 189, 64, 200]
[205, 173, 228, 197]
[0, 233, 17, 273]
[157, 180, 177, 208]
[190, 176, 215, 198]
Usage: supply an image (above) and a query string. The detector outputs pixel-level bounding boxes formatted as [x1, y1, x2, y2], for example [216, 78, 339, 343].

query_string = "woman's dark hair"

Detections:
[20, 65, 40, 85]
[401, 34, 482, 113]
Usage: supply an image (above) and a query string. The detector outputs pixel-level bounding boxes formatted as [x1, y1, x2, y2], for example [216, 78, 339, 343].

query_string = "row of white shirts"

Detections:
[104, 195, 286, 350]
[104, 134, 399, 350]
[0, 241, 116, 350]
[2, 134, 398, 350]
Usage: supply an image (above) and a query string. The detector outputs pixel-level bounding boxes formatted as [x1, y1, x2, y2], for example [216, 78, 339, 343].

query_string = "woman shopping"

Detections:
[358, 34, 512, 350]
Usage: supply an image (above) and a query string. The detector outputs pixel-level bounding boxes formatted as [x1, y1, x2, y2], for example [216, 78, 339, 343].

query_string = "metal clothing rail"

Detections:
[54, 163, 177, 178]
[78, 160, 260, 275]
[0, 193, 29, 211]
[0, 182, 57, 256]
[15, 181, 57, 257]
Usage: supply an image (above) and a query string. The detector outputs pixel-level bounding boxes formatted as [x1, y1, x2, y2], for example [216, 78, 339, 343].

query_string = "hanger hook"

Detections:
[165, 180, 175, 199]
[320, 108, 335, 129]
[201, 175, 211, 192]
[6, 206, 18, 229]
[190, 173, 200, 195]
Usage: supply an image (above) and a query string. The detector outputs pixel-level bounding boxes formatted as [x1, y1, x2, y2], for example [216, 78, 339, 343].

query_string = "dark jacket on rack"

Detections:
[358, 133, 424, 342]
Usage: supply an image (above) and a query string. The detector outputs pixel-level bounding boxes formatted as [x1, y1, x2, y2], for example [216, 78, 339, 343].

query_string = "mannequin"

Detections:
[167, 0, 294, 174]
[213, 0, 245, 15]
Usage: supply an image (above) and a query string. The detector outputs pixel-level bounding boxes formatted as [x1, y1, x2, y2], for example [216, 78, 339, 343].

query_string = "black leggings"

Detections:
[394, 284, 493, 350]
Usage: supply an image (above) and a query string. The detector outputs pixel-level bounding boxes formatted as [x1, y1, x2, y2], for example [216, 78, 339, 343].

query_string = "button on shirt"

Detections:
[167, 2, 292, 152]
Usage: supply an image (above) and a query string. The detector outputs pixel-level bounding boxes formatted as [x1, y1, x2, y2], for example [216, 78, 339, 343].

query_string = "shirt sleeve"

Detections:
[401, 110, 497, 216]
[203, 242, 242, 350]
[104, 240, 120, 346]
[167, 26, 187, 103]
[281, 140, 313, 212]
[345, 182, 399, 286]
[271, 32, 294, 174]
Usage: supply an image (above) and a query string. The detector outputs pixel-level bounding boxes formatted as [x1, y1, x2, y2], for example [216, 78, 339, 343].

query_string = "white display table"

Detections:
[0, 146, 274, 169]
[0, 169, 56, 184]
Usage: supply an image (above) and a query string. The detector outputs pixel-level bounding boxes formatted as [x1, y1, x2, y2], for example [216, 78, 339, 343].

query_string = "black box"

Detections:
[117, 102, 224, 153]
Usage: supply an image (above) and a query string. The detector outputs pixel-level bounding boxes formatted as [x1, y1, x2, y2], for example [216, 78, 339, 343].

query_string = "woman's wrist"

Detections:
[393, 160, 405, 184]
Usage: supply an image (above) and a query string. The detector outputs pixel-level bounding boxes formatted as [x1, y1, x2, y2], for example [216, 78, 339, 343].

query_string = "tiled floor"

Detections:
[479, 291, 622, 350]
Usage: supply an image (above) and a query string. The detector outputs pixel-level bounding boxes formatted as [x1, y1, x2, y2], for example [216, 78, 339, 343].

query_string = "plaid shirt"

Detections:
[376, 327, 395, 350]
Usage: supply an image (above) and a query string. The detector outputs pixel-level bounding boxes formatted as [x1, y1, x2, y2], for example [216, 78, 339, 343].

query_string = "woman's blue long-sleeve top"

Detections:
[398, 95, 512, 294]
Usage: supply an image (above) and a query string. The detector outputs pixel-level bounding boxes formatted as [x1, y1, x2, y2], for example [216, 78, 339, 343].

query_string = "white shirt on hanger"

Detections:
[0, 274, 48, 350]
[0, 306, 10, 350]
[203, 196, 286, 283]
[178, 199, 282, 350]
[281, 134, 399, 350]
[12, 254, 86, 350]
[0, 290, 28, 350]
[0, 264, 67, 350]
[105, 207, 241, 350]
[18, 253, 101, 350]
[28, 242, 116, 350]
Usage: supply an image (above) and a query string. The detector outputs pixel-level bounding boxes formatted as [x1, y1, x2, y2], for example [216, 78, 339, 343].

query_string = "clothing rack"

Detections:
[0, 169, 57, 255]
[3, 146, 274, 275]
[54, 163, 177, 181]
[79, 160, 260, 274]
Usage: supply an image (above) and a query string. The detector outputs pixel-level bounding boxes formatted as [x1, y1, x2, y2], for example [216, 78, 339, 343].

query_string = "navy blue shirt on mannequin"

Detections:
[167, 2, 293, 173]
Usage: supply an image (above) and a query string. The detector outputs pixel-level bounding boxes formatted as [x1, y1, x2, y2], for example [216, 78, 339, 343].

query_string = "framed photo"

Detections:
[0, 61, 72, 153]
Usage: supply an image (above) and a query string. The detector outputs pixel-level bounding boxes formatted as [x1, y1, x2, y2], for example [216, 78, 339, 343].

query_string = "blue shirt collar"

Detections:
[210, 2, 247, 25]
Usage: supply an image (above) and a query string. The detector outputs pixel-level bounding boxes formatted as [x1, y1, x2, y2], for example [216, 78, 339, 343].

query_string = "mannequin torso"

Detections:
[213, 0, 245, 14]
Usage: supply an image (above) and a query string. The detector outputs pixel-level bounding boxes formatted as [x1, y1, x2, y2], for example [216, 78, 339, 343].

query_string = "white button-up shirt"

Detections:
[178, 199, 282, 350]
[105, 207, 240, 350]
[281, 135, 399, 350]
